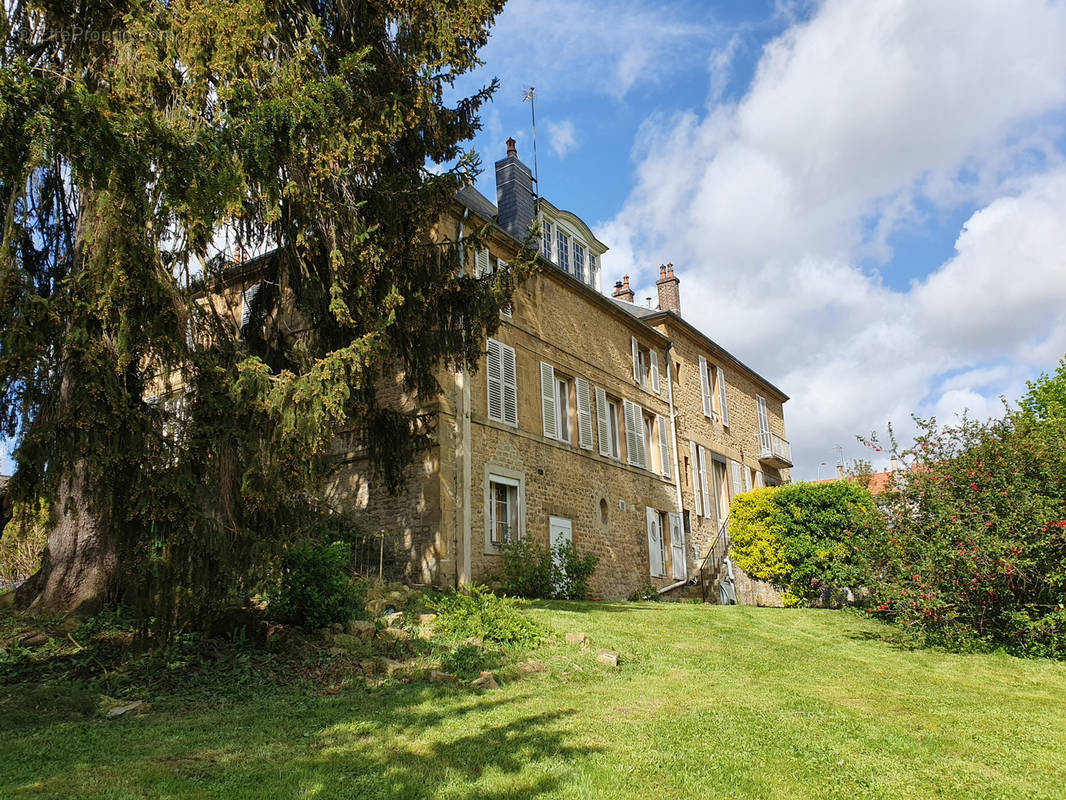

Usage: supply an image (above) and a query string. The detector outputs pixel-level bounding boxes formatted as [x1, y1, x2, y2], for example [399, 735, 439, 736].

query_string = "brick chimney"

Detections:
[656, 262, 680, 314]
[495, 138, 535, 240]
[612, 275, 635, 303]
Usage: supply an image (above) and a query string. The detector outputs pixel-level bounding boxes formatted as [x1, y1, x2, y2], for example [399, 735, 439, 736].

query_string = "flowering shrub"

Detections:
[856, 364, 1066, 657]
[729, 482, 876, 606]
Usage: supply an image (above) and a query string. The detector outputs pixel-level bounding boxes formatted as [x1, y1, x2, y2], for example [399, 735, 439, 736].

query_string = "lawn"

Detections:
[2, 602, 1065, 799]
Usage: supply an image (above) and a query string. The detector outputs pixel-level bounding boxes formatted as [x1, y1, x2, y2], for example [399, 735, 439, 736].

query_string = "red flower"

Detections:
[970, 483, 979, 491]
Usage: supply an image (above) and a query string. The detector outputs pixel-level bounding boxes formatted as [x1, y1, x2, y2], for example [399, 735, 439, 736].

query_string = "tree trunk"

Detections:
[15, 461, 116, 615]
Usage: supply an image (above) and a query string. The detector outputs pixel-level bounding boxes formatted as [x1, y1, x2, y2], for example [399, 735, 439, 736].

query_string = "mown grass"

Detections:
[2, 602, 1065, 799]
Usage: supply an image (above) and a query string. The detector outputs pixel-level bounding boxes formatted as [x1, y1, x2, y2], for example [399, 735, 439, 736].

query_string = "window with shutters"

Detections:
[731, 459, 744, 499]
[575, 378, 594, 451]
[240, 283, 261, 339]
[623, 399, 648, 469]
[486, 338, 518, 427]
[473, 247, 490, 278]
[656, 414, 672, 479]
[541, 219, 553, 261]
[540, 362, 575, 444]
[595, 386, 621, 459]
[630, 338, 660, 392]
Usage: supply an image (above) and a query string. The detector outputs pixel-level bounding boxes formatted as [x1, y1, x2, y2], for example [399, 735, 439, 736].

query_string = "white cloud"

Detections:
[601, 0, 1066, 477]
[546, 119, 579, 158]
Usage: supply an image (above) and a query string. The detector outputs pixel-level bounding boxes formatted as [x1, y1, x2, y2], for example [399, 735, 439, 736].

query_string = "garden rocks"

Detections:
[379, 627, 411, 642]
[470, 671, 499, 690]
[565, 632, 590, 649]
[345, 619, 377, 641]
[382, 658, 406, 677]
[596, 650, 620, 668]
[426, 669, 455, 684]
[382, 611, 404, 626]
[105, 700, 145, 718]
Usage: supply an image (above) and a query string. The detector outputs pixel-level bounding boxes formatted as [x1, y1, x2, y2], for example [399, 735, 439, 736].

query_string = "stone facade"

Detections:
[334, 181, 792, 600]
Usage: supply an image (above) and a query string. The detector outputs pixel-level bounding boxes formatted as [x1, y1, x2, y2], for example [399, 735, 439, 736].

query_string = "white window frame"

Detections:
[555, 375, 571, 444]
[541, 219, 553, 261]
[556, 229, 570, 274]
[689, 440, 702, 517]
[484, 468, 524, 552]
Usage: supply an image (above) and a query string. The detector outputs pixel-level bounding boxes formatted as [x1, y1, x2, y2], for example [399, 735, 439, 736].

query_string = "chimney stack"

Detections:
[495, 138, 535, 240]
[612, 275, 635, 303]
[656, 262, 681, 314]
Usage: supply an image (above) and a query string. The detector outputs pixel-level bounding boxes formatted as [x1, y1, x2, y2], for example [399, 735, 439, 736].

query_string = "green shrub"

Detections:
[438, 642, 501, 678]
[729, 481, 876, 605]
[271, 539, 361, 628]
[553, 540, 598, 600]
[856, 388, 1066, 657]
[430, 586, 543, 647]
[499, 538, 600, 600]
[499, 538, 555, 598]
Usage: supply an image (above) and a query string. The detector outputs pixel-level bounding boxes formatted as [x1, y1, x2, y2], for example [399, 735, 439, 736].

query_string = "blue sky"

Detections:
[454, 0, 1066, 479]
[4, 0, 1066, 480]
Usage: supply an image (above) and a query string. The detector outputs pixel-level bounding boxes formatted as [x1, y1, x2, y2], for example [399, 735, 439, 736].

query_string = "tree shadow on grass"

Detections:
[1, 682, 598, 799]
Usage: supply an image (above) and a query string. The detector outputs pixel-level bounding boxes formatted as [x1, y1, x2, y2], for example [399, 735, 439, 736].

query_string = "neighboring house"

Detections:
[326, 139, 792, 599]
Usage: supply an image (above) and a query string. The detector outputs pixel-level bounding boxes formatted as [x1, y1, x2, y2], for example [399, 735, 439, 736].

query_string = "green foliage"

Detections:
[0, 499, 49, 585]
[728, 488, 789, 585]
[429, 586, 543, 648]
[1020, 356, 1066, 422]
[271, 538, 361, 630]
[0, 0, 537, 635]
[729, 482, 876, 604]
[856, 399, 1066, 657]
[438, 642, 500, 679]
[498, 538, 599, 600]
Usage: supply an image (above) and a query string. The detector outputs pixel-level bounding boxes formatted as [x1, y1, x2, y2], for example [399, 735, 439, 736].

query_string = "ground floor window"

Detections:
[486, 470, 524, 551]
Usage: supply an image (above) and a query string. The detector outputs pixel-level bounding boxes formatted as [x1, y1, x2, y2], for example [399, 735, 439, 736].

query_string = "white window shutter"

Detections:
[698, 446, 711, 521]
[657, 414, 671, 479]
[698, 356, 711, 418]
[689, 440, 702, 517]
[241, 283, 261, 331]
[501, 344, 518, 426]
[624, 400, 644, 467]
[731, 459, 743, 497]
[646, 506, 663, 577]
[576, 378, 593, 450]
[743, 465, 751, 492]
[717, 366, 729, 427]
[650, 351, 660, 394]
[631, 337, 640, 382]
[540, 362, 557, 440]
[755, 471, 764, 489]
[475, 247, 490, 278]
[595, 386, 610, 456]
[669, 512, 686, 580]
[486, 338, 503, 422]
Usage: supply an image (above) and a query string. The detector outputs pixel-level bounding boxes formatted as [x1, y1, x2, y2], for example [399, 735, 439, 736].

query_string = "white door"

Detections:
[646, 507, 664, 577]
[549, 515, 573, 564]
[668, 512, 686, 580]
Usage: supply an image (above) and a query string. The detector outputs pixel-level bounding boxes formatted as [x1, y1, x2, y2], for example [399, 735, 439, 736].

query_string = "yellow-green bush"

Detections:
[729, 488, 789, 585]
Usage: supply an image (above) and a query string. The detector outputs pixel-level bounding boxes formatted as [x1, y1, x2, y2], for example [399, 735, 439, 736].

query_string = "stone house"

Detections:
[325, 139, 793, 600]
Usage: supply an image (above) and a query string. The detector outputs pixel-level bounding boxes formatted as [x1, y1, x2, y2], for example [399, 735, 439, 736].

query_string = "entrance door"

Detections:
[549, 515, 573, 571]
[668, 512, 686, 580]
[646, 506, 664, 577]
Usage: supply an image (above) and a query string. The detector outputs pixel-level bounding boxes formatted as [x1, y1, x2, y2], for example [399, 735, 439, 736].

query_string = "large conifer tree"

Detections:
[0, 0, 530, 630]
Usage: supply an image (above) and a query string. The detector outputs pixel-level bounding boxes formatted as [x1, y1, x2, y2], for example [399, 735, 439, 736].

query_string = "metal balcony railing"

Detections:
[757, 430, 792, 467]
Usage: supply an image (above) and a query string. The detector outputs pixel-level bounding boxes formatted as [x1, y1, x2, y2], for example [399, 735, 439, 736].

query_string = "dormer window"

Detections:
[573, 242, 586, 283]
[588, 253, 599, 288]
[556, 230, 570, 274]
